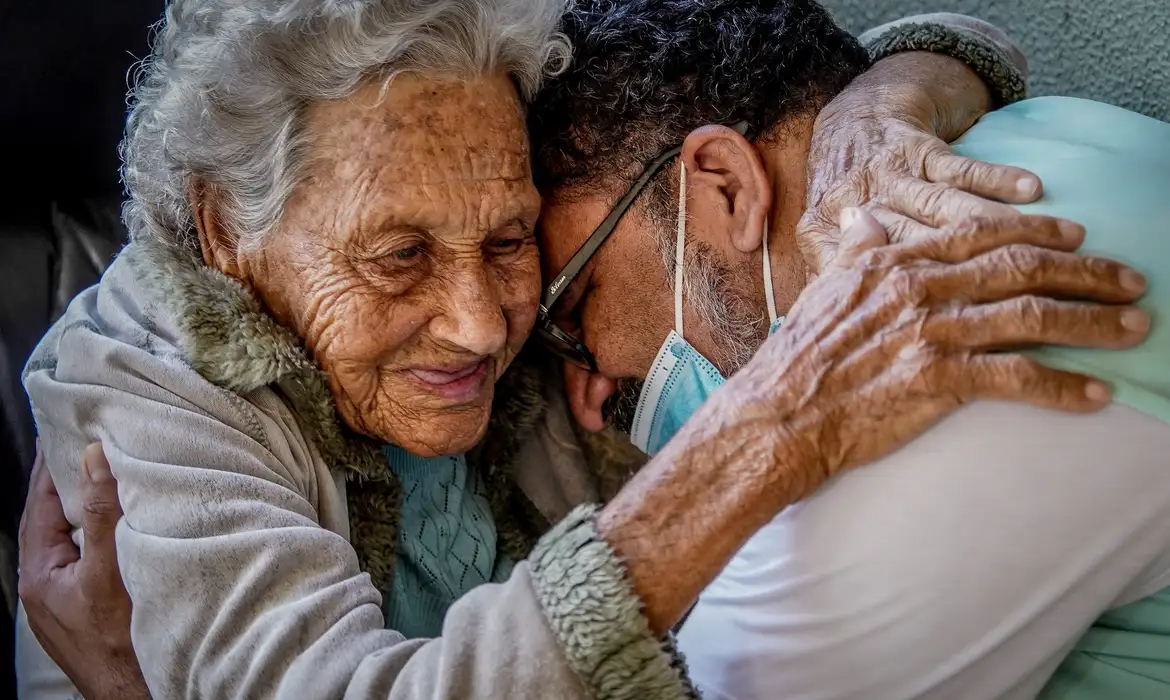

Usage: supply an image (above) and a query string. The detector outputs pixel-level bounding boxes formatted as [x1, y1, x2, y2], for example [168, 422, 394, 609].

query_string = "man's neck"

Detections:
[758, 115, 815, 315]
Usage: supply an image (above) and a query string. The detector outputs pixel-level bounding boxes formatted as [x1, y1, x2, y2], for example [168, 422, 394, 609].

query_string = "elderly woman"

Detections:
[14, 1, 1145, 699]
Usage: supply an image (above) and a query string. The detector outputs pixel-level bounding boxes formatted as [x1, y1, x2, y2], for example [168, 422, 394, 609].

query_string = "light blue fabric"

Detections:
[952, 96, 1170, 698]
[630, 317, 783, 456]
[380, 447, 511, 639]
[951, 96, 1170, 425]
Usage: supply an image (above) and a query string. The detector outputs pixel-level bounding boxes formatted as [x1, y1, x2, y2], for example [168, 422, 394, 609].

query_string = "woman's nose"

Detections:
[430, 266, 507, 357]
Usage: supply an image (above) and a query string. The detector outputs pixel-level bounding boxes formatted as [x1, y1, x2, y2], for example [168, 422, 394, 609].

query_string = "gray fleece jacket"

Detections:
[16, 14, 1025, 700]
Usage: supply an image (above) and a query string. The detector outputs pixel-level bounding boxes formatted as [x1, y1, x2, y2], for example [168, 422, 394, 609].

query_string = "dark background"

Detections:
[1, 2, 163, 696]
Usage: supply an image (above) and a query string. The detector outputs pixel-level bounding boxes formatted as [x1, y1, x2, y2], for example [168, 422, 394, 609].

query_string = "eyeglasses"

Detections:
[537, 122, 751, 371]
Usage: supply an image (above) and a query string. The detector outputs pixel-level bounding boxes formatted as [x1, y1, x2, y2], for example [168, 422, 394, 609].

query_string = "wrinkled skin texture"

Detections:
[597, 208, 1149, 634]
[16, 55, 1155, 695]
[198, 74, 542, 456]
[18, 445, 149, 700]
[799, 52, 1044, 272]
[538, 52, 1142, 435]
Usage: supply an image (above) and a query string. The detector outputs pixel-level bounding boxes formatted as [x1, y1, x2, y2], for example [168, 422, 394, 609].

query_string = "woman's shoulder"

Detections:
[22, 243, 331, 512]
[25, 246, 270, 438]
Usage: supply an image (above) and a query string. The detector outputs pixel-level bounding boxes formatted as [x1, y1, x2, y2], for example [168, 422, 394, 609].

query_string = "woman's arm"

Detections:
[800, 13, 1039, 272]
[19, 208, 1149, 700]
[20, 265, 601, 699]
[862, 13, 1029, 112]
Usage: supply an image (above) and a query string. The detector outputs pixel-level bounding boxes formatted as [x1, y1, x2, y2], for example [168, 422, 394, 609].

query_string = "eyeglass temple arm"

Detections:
[540, 121, 749, 311]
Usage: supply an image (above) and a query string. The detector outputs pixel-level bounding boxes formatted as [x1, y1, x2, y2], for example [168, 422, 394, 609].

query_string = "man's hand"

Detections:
[799, 51, 1043, 272]
[18, 442, 150, 700]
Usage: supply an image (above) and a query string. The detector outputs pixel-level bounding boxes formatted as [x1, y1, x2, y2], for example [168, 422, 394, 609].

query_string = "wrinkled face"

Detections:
[238, 74, 541, 456]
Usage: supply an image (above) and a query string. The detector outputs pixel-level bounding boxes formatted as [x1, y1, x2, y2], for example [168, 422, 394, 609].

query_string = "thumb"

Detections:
[831, 207, 889, 269]
[795, 210, 837, 275]
[79, 443, 123, 575]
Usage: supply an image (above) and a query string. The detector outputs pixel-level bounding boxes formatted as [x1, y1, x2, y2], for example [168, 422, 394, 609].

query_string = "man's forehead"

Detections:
[537, 195, 613, 277]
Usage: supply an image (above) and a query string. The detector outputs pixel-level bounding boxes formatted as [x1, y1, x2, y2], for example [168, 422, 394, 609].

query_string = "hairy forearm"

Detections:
[596, 389, 810, 635]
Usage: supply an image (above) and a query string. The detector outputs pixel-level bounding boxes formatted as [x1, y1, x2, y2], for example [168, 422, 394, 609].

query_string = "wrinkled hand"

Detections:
[727, 208, 1149, 501]
[18, 443, 150, 700]
[798, 54, 1044, 273]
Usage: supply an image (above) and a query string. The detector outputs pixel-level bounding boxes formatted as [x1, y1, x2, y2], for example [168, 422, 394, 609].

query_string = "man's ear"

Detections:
[680, 125, 771, 254]
[563, 362, 617, 433]
[189, 179, 243, 278]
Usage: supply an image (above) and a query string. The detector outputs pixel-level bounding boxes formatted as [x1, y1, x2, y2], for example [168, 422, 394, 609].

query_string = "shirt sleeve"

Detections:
[860, 13, 1029, 107]
[22, 290, 695, 700]
[677, 401, 1170, 700]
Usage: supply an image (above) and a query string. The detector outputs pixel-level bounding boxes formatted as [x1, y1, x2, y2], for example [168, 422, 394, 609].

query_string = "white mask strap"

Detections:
[674, 163, 687, 335]
[762, 218, 778, 324]
[675, 163, 779, 330]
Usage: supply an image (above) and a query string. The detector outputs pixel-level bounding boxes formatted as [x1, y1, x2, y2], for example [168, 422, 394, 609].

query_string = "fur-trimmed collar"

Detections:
[123, 238, 551, 592]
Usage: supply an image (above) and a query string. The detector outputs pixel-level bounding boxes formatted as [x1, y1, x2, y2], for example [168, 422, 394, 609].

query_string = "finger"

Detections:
[922, 147, 1043, 204]
[830, 207, 888, 269]
[18, 441, 49, 541]
[948, 353, 1112, 413]
[795, 210, 839, 274]
[895, 214, 1086, 265]
[928, 245, 1148, 304]
[78, 444, 125, 590]
[866, 204, 936, 245]
[18, 442, 80, 575]
[877, 175, 1020, 229]
[924, 298, 1150, 351]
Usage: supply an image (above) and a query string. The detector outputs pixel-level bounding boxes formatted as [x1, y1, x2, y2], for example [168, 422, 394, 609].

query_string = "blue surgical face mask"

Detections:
[629, 164, 783, 457]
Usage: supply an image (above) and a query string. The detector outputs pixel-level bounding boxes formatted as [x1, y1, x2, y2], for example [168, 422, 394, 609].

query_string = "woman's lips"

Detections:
[407, 360, 490, 401]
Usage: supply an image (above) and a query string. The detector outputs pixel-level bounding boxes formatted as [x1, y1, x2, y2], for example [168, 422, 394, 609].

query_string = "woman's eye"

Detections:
[390, 245, 422, 262]
[492, 238, 523, 253]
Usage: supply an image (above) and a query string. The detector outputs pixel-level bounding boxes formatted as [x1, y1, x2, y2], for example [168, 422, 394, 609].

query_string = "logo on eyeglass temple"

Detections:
[548, 275, 568, 297]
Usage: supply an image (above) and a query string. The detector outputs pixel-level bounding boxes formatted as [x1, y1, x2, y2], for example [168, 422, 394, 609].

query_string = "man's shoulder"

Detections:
[679, 401, 1170, 699]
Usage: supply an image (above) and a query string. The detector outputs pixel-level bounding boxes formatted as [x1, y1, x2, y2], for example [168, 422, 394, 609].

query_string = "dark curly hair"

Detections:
[529, 0, 871, 206]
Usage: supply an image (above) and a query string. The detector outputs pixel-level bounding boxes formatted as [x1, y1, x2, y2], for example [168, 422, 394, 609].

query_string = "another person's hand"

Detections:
[602, 207, 1150, 635]
[18, 443, 150, 700]
[799, 52, 1043, 272]
[734, 208, 1148, 494]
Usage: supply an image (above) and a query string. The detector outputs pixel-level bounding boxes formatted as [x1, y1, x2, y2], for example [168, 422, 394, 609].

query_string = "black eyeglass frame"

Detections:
[537, 121, 752, 372]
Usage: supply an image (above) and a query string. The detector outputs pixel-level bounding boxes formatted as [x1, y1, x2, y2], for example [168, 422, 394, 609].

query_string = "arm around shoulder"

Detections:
[21, 298, 694, 700]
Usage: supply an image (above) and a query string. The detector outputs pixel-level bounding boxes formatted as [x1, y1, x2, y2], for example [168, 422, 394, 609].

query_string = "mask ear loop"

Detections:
[761, 219, 779, 325]
[674, 163, 687, 335]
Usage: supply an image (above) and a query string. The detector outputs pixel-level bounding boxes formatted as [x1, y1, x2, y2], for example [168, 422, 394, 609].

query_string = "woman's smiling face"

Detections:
[202, 73, 542, 456]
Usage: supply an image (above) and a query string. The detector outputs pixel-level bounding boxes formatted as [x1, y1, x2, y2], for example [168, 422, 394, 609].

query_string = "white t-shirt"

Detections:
[677, 401, 1170, 699]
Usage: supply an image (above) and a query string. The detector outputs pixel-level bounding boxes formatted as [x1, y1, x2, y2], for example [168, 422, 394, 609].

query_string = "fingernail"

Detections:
[840, 207, 858, 230]
[1122, 308, 1150, 333]
[1016, 176, 1041, 198]
[83, 444, 112, 484]
[1085, 380, 1111, 403]
[1058, 221, 1085, 245]
[1121, 269, 1147, 293]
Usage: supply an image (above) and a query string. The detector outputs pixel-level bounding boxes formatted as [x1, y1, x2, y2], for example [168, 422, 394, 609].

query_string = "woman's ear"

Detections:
[680, 125, 771, 254]
[189, 179, 242, 277]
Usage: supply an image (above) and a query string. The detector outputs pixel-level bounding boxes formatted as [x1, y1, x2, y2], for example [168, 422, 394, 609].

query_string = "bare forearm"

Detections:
[597, 392, 808, 635]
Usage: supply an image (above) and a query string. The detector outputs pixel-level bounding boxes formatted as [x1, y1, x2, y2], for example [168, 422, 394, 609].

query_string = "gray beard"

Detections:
[606, 377, 644, 435]
[606, 260, 767, 437]
[605, 216, 769, 437]
[688, 250, 767, 376]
